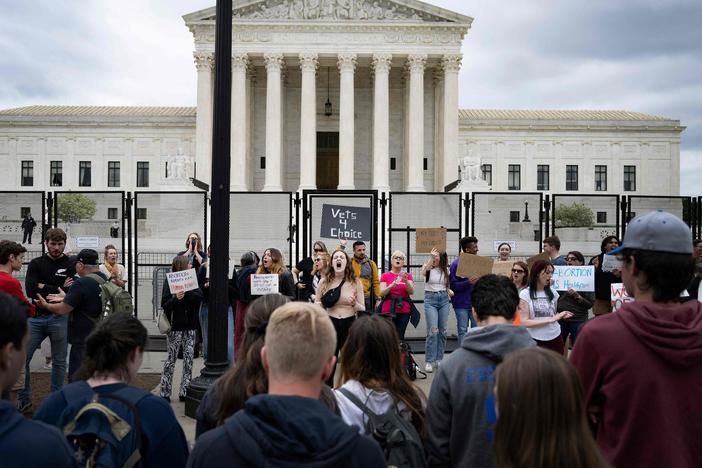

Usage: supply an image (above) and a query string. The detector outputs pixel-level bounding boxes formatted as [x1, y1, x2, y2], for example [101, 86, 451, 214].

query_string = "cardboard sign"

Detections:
[320, 204, 372, 242]
[251, 274, 279, 295]
[611, 283, 633, 312]
[456, 253, 494, 279]
[492, 261, 513, 277]
[75, 236, 100, 248]
[551, 266, 595, 292]
[526, 252, 550, 269]
[416, 228, 447, 253]
[493, 240, 517, 252]
[166, 268, 199, 293]
[601, 254, 622, 272]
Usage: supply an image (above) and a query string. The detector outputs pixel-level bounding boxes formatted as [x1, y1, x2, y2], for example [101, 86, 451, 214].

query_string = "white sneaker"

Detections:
[425, 362, 433, 373]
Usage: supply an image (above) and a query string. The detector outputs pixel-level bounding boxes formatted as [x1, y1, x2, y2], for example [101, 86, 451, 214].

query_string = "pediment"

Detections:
[184, 0, 472, 24]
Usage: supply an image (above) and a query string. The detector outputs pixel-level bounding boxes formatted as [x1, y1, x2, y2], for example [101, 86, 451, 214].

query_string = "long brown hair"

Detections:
[511, 261, 529, 288]
[256, 248, 288, 275]
[318, 250, 356, 297]
[338, 316, 426, 435]
[171, 255, 190, 272]
[214, 294, 290, 425]
[494, 348, 609, 468]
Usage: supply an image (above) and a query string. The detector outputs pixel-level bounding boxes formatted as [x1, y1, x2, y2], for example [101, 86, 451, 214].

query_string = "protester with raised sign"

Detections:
[423, 248, 452, 373]
[316, 250, 364, 385]
[557, 251, 594, 351]
[571, 211, 702, 468]
[449, 237, 479, 351]
[518, 260, 573, 354]
[593, 235, 621, 315]
[255, 248, 295, 301]
[159, 255, 203, 402]
[378, 250, 415, 339]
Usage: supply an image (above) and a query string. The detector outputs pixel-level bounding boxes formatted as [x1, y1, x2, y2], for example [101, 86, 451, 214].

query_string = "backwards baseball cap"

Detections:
[610, 210, 692, 255]
[76, 249, 99, 265]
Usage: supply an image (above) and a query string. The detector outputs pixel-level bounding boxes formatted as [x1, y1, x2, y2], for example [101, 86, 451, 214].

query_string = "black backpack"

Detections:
[55, 381, 148, 468]
[400, 341, 426, 381]
[338, 388, 426, 468]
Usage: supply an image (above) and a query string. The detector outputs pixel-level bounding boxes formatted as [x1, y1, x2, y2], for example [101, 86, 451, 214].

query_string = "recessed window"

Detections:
[595, 165, 607, 191]
[481, 164, 492, 186]
[107, 208, 118, 220]
[566, 165, 578, 191]
[21, 161, 33, 186]
[423, 158, 428, 171]
[137, 162, 149, 188]
[79, 161, 92, 187]
[597, 211, 607, 223]
[108, 161, 120, 188]
[508, 164, 520, 190]
[136, 208, 147, 220]
[50, 161, 62, 187]
[260, 157, 266, 170]
[537, 165, 549, 191]
[624, 166, 636, 191]
[390, 157, 397, 171]
[509, 211, 520, 222]
[20, 207, 30, 218]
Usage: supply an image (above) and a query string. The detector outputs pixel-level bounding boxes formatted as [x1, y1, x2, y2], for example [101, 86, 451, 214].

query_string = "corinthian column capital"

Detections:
[299, 52, 319, 73]
[372, 53, 393, 74]
[337, 53, 357, 72]
[193, 51, 214, 71]
[441, 54, 462, 73]
[231, 53, 249, 72]
[264, 53, 284, 73]
[407, 54, 427, 73]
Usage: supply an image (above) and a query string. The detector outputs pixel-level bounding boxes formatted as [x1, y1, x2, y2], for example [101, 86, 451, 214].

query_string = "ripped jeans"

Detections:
[424, 290, 450, 363]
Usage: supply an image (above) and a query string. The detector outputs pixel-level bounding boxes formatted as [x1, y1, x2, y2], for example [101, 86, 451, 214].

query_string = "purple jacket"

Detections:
[449, 259, 472, 310]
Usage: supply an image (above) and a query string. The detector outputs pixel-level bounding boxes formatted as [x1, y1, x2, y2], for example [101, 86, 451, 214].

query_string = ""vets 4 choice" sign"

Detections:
[319, 204, 372, 242]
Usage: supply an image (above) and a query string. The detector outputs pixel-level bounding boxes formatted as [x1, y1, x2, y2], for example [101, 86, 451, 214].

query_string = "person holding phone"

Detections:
[178, 232, 207, 272]
[378, 250, 414, 339]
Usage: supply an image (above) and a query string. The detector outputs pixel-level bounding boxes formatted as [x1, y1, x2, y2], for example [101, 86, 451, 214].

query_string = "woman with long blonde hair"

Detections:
[255, 248, 295, 300]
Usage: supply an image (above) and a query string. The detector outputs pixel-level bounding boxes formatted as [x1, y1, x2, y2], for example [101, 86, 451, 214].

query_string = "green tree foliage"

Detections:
[57, 193, 96, 223]
[555, 202, 594, 227]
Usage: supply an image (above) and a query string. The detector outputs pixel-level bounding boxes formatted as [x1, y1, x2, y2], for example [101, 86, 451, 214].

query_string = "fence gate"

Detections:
[551, 194, 620, 257]
[302, 190, 378, 262]
[471, 192, 544, 258]
[133, 191, 207, 319]
[625, 196, 693, 237]
[0, 191, 46, 278]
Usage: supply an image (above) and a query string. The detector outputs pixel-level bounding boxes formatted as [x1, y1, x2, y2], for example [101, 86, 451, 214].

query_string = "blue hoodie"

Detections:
[0, 400, 75, 467]
[187, 394, 386, 468]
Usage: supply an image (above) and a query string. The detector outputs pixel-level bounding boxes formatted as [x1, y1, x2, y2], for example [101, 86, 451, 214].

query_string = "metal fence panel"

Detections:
[552, 194, 619, 258]
[626, 196, 692, 225]
[0, 191, 45, 248]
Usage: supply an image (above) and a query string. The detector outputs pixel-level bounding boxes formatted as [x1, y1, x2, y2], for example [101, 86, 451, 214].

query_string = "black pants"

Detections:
[327, 315, 356, 387]
[68, 341, 86, 382]
[22, 230, 32, 244]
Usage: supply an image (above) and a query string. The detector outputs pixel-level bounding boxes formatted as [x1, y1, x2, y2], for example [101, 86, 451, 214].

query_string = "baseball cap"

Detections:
[610, 210, 692, 255]
[76, 249, 99, 265]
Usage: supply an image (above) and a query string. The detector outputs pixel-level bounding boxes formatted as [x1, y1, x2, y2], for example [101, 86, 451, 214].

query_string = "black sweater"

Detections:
[161, 279, 203, 331]
[25, 254, 73, 301]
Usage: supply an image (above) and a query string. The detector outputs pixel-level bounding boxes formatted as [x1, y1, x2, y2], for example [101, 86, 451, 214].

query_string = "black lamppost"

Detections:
[185, 0, 232, 418]
[324, 67, 333, 117]
[522, 200, 531, 222]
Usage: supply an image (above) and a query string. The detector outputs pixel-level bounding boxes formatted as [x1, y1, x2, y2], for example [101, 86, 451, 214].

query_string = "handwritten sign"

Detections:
[611, 283, 633, 312]
[526, 252, 550, 269]
[320, 204, 371, 242]
[251, 274, 279, 295]
[551, 266, 595, 292]
[493, 240, 517, 252]
[601, 254, 622, 272]
[492, 261, 513, 277]
[457, 253, 494, 279]
[416, 228, 447, 253]
[166, 268, 199, 293]
[75, 236, 100, 248]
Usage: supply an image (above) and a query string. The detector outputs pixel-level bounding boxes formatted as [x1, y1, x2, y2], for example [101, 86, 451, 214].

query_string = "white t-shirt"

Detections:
[334, 380, 411, 435]
[519, 288, 561, 341]
[424, 268, 447, 293]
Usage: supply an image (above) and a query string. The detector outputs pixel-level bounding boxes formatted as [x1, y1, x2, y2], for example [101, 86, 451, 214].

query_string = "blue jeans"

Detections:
[424, 291, 450, 363]
[453, 307, 477, 346]
[560, 320, 585, 346]
[199, 303, 234, 365]
[19, 314, 68, 403]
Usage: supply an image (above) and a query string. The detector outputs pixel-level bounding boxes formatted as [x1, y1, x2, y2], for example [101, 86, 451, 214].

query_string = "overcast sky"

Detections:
[1, 0, 700, 194]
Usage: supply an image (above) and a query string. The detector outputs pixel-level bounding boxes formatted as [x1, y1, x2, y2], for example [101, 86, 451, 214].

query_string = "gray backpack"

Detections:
[338, 388, 426, 468]
[87, 273, 134, 317]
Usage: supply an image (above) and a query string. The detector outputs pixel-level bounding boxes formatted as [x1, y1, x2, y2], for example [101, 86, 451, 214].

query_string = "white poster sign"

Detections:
[551, 266, 595, 292]
[601, 254, 622, 272]
[166, 268, 199, 293]
[251, 274, 279, 295]
[493, 240, 517, 252]
[611, 283, 634, 311]
[75, 236, 100, 248]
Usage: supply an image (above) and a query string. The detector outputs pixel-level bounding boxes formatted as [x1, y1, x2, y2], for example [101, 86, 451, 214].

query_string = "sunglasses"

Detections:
[313, 248, 323, 253]
[511, 269, 525, 274]
[314, 258, 321, 263]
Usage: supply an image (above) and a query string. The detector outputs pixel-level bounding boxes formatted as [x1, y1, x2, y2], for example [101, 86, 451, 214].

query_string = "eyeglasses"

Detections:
[511, 269, 525, 274]
[566, 256, 578, 261]
[392, 256, 404, 260]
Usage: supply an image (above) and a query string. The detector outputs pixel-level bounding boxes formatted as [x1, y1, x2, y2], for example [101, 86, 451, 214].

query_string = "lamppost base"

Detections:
[184, 360, 229, 418]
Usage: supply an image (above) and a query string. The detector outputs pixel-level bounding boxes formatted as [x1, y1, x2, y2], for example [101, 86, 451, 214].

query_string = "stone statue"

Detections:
[461, 151, 482, 182]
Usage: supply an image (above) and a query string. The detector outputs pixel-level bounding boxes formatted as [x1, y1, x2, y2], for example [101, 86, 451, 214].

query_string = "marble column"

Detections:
[337, 53, 357, 190]
[298, 53, 318, 190]
[441, 54, 462, 189]
[230, 53, 249, 190]
[194, 51, 214, 186]
[406, 54, 427, 192]
[433, 69, 445, 191]
[263, 53, 284, 191]
[372, 53, 392, 192]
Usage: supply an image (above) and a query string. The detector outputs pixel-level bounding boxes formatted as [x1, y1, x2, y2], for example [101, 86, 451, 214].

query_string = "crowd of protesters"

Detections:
[0, 210, 701, 467]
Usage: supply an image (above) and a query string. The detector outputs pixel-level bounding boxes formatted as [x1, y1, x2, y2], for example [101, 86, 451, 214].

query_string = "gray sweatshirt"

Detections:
[425, 324, 535, 468]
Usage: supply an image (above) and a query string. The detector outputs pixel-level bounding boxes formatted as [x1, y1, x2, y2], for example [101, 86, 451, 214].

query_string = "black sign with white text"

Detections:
[319, 204, 371, 242]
